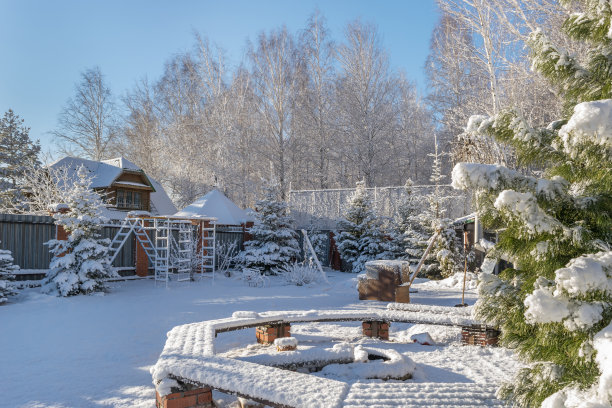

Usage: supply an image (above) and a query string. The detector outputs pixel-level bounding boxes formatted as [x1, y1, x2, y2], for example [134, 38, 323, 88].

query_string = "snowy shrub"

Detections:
[216, 241, 240, 277]
[306, 229, 328, 265]
[42, 165, 118, 297]
[241, 267, 268, 287]
[280, 261, 320, 286]
[237, 180, 300, 275]
[0, 245, 19, 304]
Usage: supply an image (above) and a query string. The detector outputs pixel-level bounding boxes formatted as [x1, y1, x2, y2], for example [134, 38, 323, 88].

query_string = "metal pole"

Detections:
[461, 227, 469, 305]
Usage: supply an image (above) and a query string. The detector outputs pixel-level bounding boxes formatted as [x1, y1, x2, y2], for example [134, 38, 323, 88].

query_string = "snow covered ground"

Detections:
[0, 272, 520, 408]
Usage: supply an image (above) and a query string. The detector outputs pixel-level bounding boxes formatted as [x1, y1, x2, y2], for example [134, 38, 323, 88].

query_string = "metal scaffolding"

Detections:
[108, 214, 216, 287]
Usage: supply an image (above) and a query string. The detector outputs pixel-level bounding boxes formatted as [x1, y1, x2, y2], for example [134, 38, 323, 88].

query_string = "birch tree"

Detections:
[53, 67, 118, 161]
[335, 20, 398, 186]
[249, 27, 299, 199]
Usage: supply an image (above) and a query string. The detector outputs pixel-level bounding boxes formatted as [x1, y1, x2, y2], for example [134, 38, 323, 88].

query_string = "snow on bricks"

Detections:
[274, 336, 298, 351]
[256, 323, 291, 345]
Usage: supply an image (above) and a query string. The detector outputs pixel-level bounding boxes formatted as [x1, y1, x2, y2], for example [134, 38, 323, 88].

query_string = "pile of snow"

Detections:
[418, 272, 479, 290]
[559, 99, 612, 158]
[274, 337, 298, 348]
[318, 346, 416, 381]
[410, 332, 435, 345]
[396, 324, 462, 345]
[232, 311, 261, 319]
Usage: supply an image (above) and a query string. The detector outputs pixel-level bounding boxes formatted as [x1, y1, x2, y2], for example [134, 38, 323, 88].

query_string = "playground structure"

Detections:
[108, 213, 217, 286]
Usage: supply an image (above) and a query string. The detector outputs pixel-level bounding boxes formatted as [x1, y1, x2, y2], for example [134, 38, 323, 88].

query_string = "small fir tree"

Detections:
[0, 244, 19, 304]
[0, 109, 41, 211]
[452, 2, 612, 405]
[239, 180, 300, 274]
[42, 166, 118, 296]
[336, 181, 385, 273]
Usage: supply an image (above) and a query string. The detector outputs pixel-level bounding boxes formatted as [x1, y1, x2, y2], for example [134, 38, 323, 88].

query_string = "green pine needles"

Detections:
[451, 1, 612, 406]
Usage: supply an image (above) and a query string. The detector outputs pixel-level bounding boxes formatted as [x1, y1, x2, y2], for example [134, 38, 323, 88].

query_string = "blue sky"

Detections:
[0, 0, 440, 156]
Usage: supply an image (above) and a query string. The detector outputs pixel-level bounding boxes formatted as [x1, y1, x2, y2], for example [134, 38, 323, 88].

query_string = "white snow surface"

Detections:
[175, 189, 252, 225]
[0, 273, 519, 408]
[559, 99, 612, 157]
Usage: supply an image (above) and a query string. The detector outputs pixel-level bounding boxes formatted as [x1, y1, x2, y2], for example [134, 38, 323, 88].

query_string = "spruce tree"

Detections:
[42, 166, 118, 296]
[0, 109, 41, 210]
[451, 2, 612, 405]
[384, 179, 428, 260]
[239, 180, 300, 274]
[0, 245, 19, 304]
[336, 181, 385, 273]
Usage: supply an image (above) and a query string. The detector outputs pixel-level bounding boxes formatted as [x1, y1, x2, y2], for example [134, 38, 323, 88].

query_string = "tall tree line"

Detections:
[54, 13, 434, 209]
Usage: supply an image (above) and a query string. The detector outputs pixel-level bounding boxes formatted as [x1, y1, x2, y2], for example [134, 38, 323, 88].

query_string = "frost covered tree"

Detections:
[53, 67, 119, 161]
[336, 181, 385, 273]
[0, 245, 19, 304]
[421, 137, 463, 278]
[451, 2, 612, 405]
[239, 180, 300, 274]
[0, 109, 41, 210]
[42, 166, 118, 297]
[383, 179, 427, 260]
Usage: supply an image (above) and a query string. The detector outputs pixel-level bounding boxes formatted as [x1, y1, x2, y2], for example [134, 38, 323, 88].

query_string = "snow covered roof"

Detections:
[175, 189, 252, 225]
[49, 156, 177, 219]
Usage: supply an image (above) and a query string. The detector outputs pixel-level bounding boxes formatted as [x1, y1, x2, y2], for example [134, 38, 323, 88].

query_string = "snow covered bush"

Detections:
[237, 180, 300, 274]
[336, 180, 385, 273]
[280, 261, 320, 286]
[306, 229, 328, 265]
[451, 3, 612, 406]
[42, 165, 118, 297]
[241, 267, 267, 287]
[0, 245, 19, 304]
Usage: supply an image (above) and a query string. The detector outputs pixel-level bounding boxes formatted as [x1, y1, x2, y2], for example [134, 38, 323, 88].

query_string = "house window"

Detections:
[116, 189, 144, 210]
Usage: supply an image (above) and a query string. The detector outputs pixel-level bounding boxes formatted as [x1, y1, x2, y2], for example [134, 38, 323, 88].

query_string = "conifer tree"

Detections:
[239, 180, 300, 274]
[42, 166, 118, 296]
[452, 2, 612, 405]
[336, 181, 385, 273]
[0, 109, 41, 210]
[0, 245, 19, 304]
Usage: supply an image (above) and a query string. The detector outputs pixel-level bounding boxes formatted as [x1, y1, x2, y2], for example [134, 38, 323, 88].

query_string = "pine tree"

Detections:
[0, 109, 41, 210]
[239, 180, 300, 274]
[336, 181, 385, 273]
[42, 166, 118, 297]
[451, 2, 612, 405]
[0, 244, 19, 304]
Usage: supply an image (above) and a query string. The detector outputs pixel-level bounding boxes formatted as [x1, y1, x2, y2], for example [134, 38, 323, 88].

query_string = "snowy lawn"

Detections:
[0, 272, 519, 407]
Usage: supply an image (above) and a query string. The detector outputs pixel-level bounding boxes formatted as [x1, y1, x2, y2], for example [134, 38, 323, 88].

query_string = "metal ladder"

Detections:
[199, 222, 216, 278]
[108, 217, 156, 265]
[154, 218, 171, 287]
[174, 220, 193, 282]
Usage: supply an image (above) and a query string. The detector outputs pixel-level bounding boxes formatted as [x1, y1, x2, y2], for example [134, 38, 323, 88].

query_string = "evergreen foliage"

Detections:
[0, 244, 19, 304]
[42, 166, 118, 297]
[336, 181, 385, 273]
[384, 179, 428, 261]
[452, 2, 612, 405]
[0, 109, 41, 210]
[239, 180, 300, 274]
